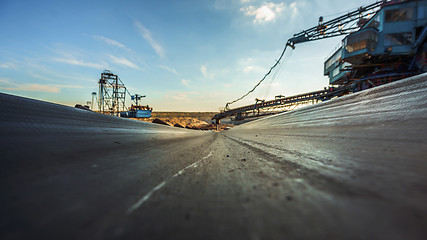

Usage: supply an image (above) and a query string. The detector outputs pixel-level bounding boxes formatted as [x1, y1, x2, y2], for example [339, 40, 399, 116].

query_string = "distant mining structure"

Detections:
[92, 70, 152, 118]
[98, 70, 127, 116]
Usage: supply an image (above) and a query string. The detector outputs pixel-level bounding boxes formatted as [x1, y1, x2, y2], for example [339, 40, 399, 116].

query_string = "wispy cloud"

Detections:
[201, 65, 208, 78]
[289, 2, 298, 17]
[243, 65, 265, 73]
[164, 91, 196, 102]
[48, 44, 106, 69]
[134, 21, 165, 58]
[241, 2, 287, 23]
[27, 65, 94, 83]
[28, 71, 58, 82]
[0, 62, 17, 69]
[93, 35, 126, 48]
[260, 82, 282, 88]
[181, 79, 190, 86]
[200, 65, 216, 79]
[0, 78, 83, 93]
[109, 55, 141, 70]
[159, 65, 178, 75]
[53, 57, 105, 69]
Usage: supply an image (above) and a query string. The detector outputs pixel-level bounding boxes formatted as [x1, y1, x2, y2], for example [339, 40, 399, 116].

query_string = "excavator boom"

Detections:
[288, 1, 384, 46]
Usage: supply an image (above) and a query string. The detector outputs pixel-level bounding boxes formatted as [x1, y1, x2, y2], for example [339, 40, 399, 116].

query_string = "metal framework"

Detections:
[213, 87, 346, 122]
[90, 92, 97, 110]
[131, 94, 146, 106]
[288, 1, 384, 46]
[98, 70, 128, 115]
[218, 1, 386, 122]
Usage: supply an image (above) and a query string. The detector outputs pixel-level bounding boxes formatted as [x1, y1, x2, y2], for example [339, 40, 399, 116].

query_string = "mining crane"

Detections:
[224, 1, 385, 111]
[214, 0, 427, 122]
[290, 0, 427, 93]
[287, 1, 384, 46]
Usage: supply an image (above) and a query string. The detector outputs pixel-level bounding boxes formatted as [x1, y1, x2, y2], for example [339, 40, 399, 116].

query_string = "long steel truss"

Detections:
[212, 87, 347, 122]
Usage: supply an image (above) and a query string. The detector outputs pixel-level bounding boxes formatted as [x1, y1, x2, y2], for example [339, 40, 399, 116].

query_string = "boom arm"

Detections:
[224, 1, 385, 110]
[288, 1, 384, 47]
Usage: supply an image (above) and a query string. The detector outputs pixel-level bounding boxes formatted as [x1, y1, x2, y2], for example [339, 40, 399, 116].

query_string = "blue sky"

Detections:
[0, 0, 374, 111]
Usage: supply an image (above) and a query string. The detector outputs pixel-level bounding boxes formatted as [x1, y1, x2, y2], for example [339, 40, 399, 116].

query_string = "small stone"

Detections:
[241, 158, 246, 161]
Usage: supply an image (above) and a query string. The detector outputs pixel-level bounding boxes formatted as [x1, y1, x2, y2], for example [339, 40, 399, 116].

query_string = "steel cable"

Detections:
[262, 49, 293, 100]
[225, 42, 291, 110]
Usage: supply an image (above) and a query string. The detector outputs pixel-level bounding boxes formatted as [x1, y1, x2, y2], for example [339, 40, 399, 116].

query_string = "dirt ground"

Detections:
[131, 112, 233, 130]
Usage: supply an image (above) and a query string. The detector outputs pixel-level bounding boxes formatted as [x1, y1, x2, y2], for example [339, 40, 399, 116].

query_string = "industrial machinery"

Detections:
[322, 0, 427, 91]
[120, 94, 152, 118]
[213, 87, 344, 121]
[213, 0, 427, 122]
[90, 92, 97, 110]
[98, 70, 127, 115]
[97, 70, 152, 118]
